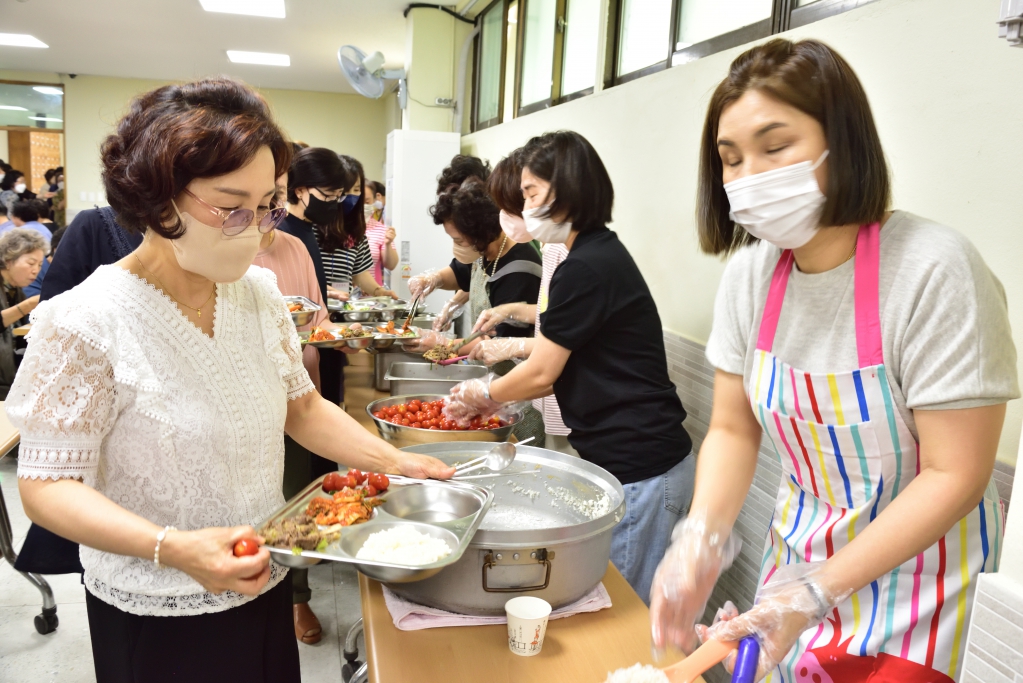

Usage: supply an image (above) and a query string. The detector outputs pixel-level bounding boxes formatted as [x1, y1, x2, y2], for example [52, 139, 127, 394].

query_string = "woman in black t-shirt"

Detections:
[446, 132, 694, 603]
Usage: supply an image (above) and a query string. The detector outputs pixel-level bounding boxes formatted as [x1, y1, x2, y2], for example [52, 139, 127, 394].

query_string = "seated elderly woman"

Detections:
[0, 228, 46, 397]
[8, 77, 453, 683]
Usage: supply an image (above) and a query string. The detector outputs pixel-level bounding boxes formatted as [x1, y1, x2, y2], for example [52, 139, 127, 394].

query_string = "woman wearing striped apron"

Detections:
[650, 39, 1019, 681]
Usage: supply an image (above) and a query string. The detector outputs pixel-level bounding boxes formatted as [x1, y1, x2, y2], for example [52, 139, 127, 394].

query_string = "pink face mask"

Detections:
[499, 210, 532, 244]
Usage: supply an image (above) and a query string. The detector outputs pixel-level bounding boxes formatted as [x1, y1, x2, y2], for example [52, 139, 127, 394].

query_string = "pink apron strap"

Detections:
[854, 222, 884, 367]
[756, 249, 795, 352]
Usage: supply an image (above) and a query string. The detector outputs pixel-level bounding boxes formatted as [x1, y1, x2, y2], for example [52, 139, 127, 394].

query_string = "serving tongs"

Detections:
[402, 294, 423, 334]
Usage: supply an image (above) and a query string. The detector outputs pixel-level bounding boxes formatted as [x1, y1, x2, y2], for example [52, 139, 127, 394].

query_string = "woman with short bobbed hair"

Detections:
[649, 39, 1018, 681]
[445, 131, 694, 603]
[7, 77, 453, 682]
[0, 228, 47, 397]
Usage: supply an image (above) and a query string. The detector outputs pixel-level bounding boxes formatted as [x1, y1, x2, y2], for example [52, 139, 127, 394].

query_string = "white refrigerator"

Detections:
[384, 129, 462, 317]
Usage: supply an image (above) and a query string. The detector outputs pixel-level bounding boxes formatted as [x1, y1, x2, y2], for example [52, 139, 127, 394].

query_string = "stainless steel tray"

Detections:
[384, 362, 487, 396]
[283, 296, 321, 327]
[298, 325, 375, 349]
[261, 474, 494, 583]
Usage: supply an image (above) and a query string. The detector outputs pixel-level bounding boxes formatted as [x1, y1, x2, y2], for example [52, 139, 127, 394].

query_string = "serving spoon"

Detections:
[451, 437, 535, 477]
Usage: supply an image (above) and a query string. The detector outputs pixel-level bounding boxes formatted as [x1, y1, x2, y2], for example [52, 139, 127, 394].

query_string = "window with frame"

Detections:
[616, 0, 673, 80]
[474, 0, 507, 130]
[561, 0, 602, 99]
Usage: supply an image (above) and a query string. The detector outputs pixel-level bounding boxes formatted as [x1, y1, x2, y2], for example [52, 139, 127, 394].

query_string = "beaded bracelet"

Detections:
[154, 526, 177, 568]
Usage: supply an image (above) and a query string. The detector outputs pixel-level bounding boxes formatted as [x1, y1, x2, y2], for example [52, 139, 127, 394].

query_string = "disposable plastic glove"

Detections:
[402, 327, 450, 354]
[649, 514, 742, 654]
[408, 269, 444, 300]
[467, 338, 528, 365]
[433, 296, 466, 332]
[444, 374, 506, 426]
[702, 561, 851, 681]
[473, 303, 532, 335]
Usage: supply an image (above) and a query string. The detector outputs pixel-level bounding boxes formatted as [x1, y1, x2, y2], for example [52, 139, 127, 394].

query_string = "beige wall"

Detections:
[461, 0, 1023, 465]
[0, 70, 392, 216]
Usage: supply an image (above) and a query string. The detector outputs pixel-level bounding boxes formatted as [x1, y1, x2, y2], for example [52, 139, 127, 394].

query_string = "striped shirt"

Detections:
[316, 230, 373, 293]
[252, 230, 328, 393]
[533, 243, 570, 436]
[364, 218, 392, 286]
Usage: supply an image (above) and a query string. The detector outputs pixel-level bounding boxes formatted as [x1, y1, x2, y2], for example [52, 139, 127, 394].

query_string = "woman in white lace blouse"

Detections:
[7, 78, 454, 683]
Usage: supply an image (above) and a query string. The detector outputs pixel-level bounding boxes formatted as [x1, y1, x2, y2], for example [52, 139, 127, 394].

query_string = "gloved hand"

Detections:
[402, 327, 450, 353]
[702, 561, 850, 681]
[467, 338, 528, 365]
[444, 374, 505, 427]
[473, 303, 532, 335]
[649, 514, 742, 654]
[433, 296, 466, 332]
[408, 269, 443, 299]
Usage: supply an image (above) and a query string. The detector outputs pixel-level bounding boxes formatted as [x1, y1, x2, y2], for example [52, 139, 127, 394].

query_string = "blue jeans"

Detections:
[610, 454, 695, 605]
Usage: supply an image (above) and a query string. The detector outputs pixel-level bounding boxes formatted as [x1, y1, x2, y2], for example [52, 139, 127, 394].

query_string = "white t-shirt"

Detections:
[706, 211, 1019, 438]
[9, 265, 314, 616]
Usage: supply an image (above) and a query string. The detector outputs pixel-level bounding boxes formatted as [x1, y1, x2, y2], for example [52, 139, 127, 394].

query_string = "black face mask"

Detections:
[304, 193, 340, 226]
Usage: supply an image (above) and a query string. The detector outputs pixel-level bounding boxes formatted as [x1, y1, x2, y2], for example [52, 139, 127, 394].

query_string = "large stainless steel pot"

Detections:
[367, 395, 518, 448]
[374, 350, 424, 391]
[389, 443, 625, 615]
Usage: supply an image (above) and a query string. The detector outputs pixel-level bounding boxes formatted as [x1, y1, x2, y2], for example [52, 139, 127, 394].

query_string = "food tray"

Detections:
[283, 296, 321, 327]
[261, 474, 494, 583]
[369, 325, 421, 350]
[298, 325, 375, 349]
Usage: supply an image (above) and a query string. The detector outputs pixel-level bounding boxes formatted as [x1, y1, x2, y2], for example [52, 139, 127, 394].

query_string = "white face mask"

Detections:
[14, 183, 26, 194]
[57, 181, 65, 191]
[373, 200, 384, 211]
[723, 150, 829, 250]
[171, 204, 262, 282]
[363, 204, 374, 220]
[452, 242, 481, 264]
[499, 210, 532, 244]
[522, 206, 572, 244]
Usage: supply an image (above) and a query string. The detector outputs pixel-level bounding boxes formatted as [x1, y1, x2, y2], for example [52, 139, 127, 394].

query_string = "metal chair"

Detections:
[342, 617, 367, 683]
[0, 449, 59, 634]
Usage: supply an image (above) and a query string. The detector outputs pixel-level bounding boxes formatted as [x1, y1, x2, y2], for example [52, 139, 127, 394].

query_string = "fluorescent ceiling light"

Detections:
[0, 105, 28, 111]
[0, 33, 49, 48]
[28, 116, 62, 122]
[227, 50, 290, 66]
[200, 0, 285, 18]
[33, 86, 63, 96]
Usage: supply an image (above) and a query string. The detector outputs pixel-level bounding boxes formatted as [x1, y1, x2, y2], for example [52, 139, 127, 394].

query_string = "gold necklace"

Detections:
[488, 234, 509, 276]
[133, 253, 216, 319]
[844, 233, 857, 264]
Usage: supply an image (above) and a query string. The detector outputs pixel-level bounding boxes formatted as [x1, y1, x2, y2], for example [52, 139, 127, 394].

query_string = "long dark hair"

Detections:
[330, 154, 366, 251]
[287, 147, 350, 247]
[697, 38, 890, 255]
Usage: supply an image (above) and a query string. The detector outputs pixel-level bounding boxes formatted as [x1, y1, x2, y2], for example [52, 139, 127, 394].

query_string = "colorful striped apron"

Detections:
[749, 222, 1001, 683]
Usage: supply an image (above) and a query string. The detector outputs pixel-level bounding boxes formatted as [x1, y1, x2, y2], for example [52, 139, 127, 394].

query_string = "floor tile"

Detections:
[0, 602, 96, 683]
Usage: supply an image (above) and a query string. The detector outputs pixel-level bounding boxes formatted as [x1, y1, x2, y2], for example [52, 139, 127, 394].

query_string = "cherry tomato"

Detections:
[322, 472, 341, 492]
[234, 538, 260, 557]
[368, 473, 390, 490]
[341, 473, 358, 488]
[350, 469, 367, 485]
[397, 404, 407, 414]
[401, 418, 410, 426]
[411, 421, 422, 429]
[364, 484, 378, 497]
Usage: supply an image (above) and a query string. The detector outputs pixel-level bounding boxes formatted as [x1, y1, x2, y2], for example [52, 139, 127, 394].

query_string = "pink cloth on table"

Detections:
[253, 230, 328, 393]
[381, 582, 612, 631]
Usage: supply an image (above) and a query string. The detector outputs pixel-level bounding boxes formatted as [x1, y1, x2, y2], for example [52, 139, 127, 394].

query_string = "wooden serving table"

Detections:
[359, 562, 701, 683]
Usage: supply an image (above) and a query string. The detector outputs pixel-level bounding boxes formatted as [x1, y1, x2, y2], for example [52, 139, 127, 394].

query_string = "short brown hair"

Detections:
[101, 77, 292, 238]
[519, 131, 614, 233]
[487, 151, 525, 217]
[698, 39, 890, 255]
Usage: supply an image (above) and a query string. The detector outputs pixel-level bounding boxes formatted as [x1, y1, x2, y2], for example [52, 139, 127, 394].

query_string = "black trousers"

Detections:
[85, 575, 300, 683]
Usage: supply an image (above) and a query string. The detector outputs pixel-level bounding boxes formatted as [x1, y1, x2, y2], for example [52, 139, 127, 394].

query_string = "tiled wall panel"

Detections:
[961, 573, 1023, 683]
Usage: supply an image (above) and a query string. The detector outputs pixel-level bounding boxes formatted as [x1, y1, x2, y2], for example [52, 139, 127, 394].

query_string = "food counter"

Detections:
[358, 562, 699, 683]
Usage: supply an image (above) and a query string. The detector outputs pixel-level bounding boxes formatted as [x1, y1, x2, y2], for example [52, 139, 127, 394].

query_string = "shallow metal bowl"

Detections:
[340, 521, 462, 583]
[381, 484, 483, 523]
[366, 394, 517, 448]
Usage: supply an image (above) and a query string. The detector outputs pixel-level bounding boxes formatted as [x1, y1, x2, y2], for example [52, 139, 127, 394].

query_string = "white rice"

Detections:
[355, 526, 452, 565]
[604, 664, 670, 683]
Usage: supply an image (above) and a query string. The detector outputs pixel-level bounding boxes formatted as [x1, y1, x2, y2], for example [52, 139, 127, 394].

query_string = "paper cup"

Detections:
[505, 596, 552, 657]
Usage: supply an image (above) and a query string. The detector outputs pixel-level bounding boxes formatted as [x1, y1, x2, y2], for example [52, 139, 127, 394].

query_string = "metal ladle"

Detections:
[451, 437, 534, 478]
